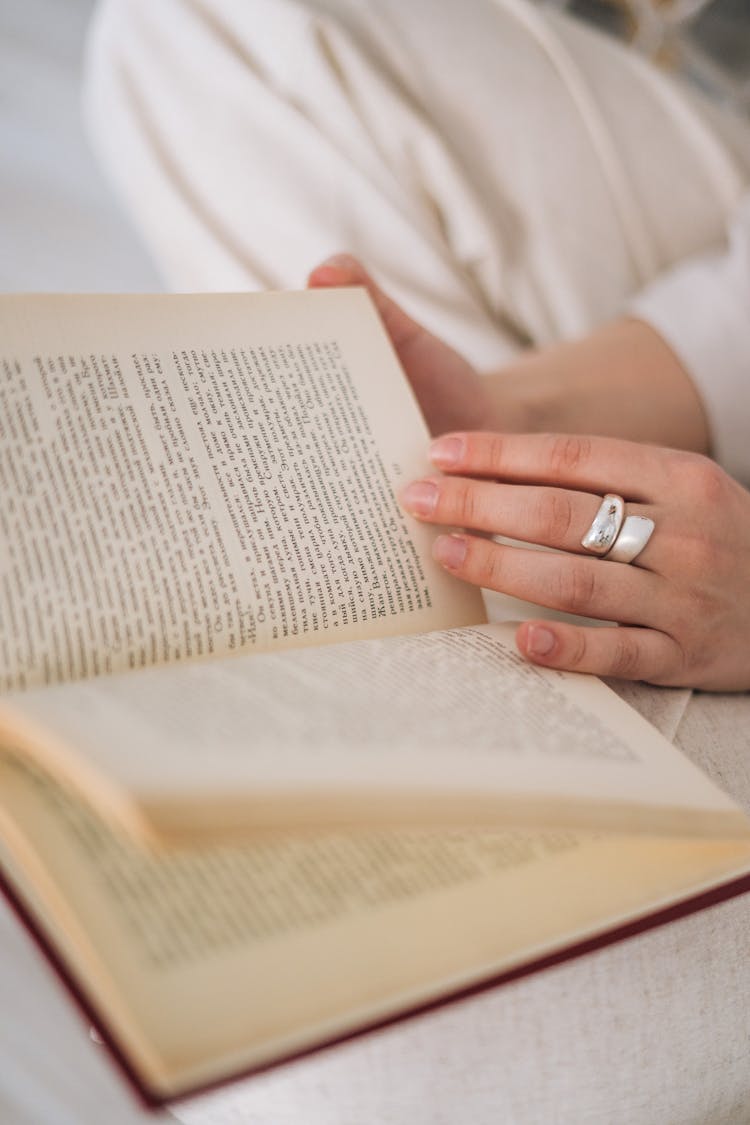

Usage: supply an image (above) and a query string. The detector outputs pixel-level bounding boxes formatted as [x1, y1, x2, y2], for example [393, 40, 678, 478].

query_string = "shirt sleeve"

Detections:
[629, 194, 750, 486]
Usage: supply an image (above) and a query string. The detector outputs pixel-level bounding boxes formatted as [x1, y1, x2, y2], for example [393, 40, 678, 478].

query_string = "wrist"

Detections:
[483, 319, 711, 451]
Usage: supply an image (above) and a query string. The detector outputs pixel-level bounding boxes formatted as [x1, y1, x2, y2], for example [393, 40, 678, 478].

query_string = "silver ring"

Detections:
[606, 515, 655, 564]
[580, 494, 625, 556]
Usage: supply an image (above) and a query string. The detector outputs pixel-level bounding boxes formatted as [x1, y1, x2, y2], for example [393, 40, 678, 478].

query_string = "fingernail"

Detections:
[319, 252, 358, 272]
[433, 534, 467, 569]
[430, 436, 464, 469]
[309, 254, 360, 286]
[526, 625, 556, 656]
[400, 480, 438, 517]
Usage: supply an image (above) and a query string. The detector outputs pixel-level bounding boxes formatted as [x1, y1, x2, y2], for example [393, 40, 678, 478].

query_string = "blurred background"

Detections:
[0, 0, 159, 292]
[1, 0, 749, 294]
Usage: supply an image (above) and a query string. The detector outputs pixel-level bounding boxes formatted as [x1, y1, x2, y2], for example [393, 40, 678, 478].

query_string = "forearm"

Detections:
[484, 318, 711, 453]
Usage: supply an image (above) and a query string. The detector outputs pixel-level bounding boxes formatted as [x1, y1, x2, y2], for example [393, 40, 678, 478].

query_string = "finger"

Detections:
[429, 431, 671, 502]
[432, 534, 667, 625]
[308, 254, 423, 353]
[400, 476, 655, 558]
[515, 620, 685, 685]
[308, 256, 486, 438]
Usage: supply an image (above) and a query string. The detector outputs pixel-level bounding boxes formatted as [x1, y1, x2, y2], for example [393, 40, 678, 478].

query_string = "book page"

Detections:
[2, 748, 749, 1099]
[0, 290, 483, 692]
[6, 625, 748, 840]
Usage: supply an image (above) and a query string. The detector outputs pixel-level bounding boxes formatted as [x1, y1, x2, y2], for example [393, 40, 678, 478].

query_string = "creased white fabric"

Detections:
[84, 0, 750, 483]
[631, 193, 750, 484]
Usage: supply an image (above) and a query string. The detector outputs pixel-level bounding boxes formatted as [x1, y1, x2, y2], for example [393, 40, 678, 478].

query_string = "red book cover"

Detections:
[3, 860, 750, 1110]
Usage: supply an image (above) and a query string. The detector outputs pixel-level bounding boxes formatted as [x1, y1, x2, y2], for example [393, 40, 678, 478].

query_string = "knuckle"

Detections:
[548, 434, 592, 476]
[485, 433, 506, 470]
[684, 582, 722, 628]
[608, 634, 642, 679]
[565, 629, 589, 669]
[451, 480, 480, 526]
[651, 639, 692, 688]
[679, 454, 728, 505]
[556, 562, 598, 614]
[537, 490, 574, 542]
[672, 640, 697, 683]
[465, 432, 504, 472]
[475, 544, 506, 590]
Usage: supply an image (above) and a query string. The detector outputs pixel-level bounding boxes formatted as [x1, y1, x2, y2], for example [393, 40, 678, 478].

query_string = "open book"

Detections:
[1, 288, 749, 1107]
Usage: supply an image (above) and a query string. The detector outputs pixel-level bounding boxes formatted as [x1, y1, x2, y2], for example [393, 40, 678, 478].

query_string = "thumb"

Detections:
[307, 254, 422, 353]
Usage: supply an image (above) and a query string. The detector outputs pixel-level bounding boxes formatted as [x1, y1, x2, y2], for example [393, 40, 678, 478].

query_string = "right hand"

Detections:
[307, 254, 507, 436]
[400, 429, 750, 691]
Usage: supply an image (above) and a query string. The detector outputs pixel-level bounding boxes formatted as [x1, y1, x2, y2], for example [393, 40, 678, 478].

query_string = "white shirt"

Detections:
[632, 194, 750, 486]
